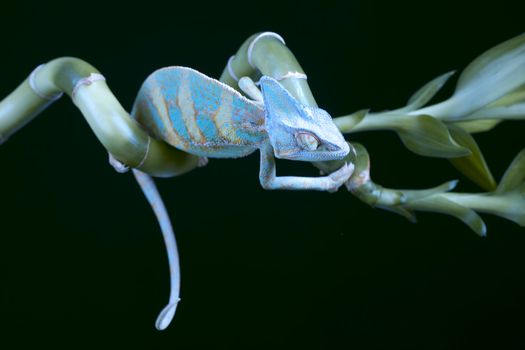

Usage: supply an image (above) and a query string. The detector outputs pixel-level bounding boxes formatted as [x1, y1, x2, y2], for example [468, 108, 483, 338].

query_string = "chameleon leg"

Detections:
[133, 169, 181, 331]
[238, 76, 263, 104]
[259, 142, 354, 191]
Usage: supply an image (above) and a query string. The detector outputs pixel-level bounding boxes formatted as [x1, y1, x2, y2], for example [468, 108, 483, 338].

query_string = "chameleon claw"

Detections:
[155, 300, 180, 331]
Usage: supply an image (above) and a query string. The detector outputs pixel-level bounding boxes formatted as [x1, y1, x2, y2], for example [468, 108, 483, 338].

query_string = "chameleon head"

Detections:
[259, 76, 349, 162]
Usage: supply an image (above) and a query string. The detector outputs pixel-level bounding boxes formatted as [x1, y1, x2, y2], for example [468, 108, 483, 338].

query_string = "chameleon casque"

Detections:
[1, 31, 524, 330]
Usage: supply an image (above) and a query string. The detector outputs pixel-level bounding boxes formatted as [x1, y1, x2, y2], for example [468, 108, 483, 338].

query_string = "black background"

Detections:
[1, 1, 524, 349]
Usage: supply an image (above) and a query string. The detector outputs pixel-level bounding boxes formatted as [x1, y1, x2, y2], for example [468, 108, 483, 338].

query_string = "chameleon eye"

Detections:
[295, 132, 319, 151]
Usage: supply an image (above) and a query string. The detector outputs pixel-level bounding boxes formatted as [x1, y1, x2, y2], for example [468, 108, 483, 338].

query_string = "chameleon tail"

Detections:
[132, 169, 180, 330]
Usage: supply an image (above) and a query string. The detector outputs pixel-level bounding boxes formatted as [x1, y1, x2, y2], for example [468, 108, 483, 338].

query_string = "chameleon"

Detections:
[0, 29, 353, 330]
[127, 66, 353, 329]
[1, 30, 524, 332]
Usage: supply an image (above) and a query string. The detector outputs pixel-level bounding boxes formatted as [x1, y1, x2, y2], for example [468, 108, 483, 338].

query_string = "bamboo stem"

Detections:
[0, 57, 196, 177]
[219, 32, 317, 107]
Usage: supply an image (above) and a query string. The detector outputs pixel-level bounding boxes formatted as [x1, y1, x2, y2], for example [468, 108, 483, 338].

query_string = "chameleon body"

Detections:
[126, 66, 353, 329]
[131, 66, 351, 164]
[132, 66, 266, 159]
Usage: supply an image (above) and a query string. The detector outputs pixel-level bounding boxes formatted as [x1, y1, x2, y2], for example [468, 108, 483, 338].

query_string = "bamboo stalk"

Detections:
[219, 32, 317, 107]
[0, 57, 197, 177]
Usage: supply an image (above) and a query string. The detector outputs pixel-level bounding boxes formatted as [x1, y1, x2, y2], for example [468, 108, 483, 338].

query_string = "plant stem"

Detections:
[0, 57, 197, 176]
[442, 192, 514, 215]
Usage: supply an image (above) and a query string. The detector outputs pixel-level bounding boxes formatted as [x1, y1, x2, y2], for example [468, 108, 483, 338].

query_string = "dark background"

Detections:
[0, 1, 524, 349]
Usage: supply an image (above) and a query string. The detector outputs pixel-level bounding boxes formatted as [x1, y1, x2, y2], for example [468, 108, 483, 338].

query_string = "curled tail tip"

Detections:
[155, 299, 180, 331]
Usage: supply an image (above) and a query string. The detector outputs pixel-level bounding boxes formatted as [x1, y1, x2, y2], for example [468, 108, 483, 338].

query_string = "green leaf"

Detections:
[397, 115, 470, 158]
[450, 119, 502, 133]
[402, 180, 459, 202]
[447, 125, 497, 191]
[462, 102, 525, 121]
[488, 84, 525, 107]
[333, 109, 368, 133]
[397, 71, 455, 112]
[482, 188, 525, 226]
[409, 196, 487, 236]
[450, 85, 525, 132]
[496, 149, 525, 193]
[452, 33, 525, 115]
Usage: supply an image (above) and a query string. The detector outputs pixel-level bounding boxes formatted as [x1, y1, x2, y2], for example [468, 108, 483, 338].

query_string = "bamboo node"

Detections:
[275, 71, 307, 81]
[71, 73, 106, 98]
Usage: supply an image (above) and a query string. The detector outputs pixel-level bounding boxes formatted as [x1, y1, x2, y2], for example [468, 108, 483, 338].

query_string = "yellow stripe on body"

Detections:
[178, 72, 206, 144]
[213, 88, 241, 144]
[149, 83, 189, 149]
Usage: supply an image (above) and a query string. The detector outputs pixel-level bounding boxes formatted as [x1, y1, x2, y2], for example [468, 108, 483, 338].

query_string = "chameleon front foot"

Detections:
[260, 161, 354, 192]
[326, 162, 355, 193]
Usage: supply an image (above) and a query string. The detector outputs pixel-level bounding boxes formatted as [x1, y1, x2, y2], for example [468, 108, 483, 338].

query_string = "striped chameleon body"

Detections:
[132, 66, 266, 159]
[125, 66, 353, 330]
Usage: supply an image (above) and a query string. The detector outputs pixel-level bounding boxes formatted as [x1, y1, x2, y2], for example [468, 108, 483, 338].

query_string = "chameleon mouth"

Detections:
[276, 148, 349, 162]
[274, 141, 350, 161]
[311, 148, 350, 161]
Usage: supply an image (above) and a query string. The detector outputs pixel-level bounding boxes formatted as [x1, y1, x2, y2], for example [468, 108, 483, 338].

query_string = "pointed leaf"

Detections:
[453, 33, 525, 114]
[409, 196, 487, 236]
[334, 109, 368, 133]
[450, 119, 502, 133]
[496, 149, 525, 193]
[447, 125, 496, 191]
[402, 180, 459, 202]
[398, 71, 455, 112]
[462, 102, 525, 121]
[397, 115, 470, 158]
[488, 84, 525, 107]
[479, 189, 525, 226]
